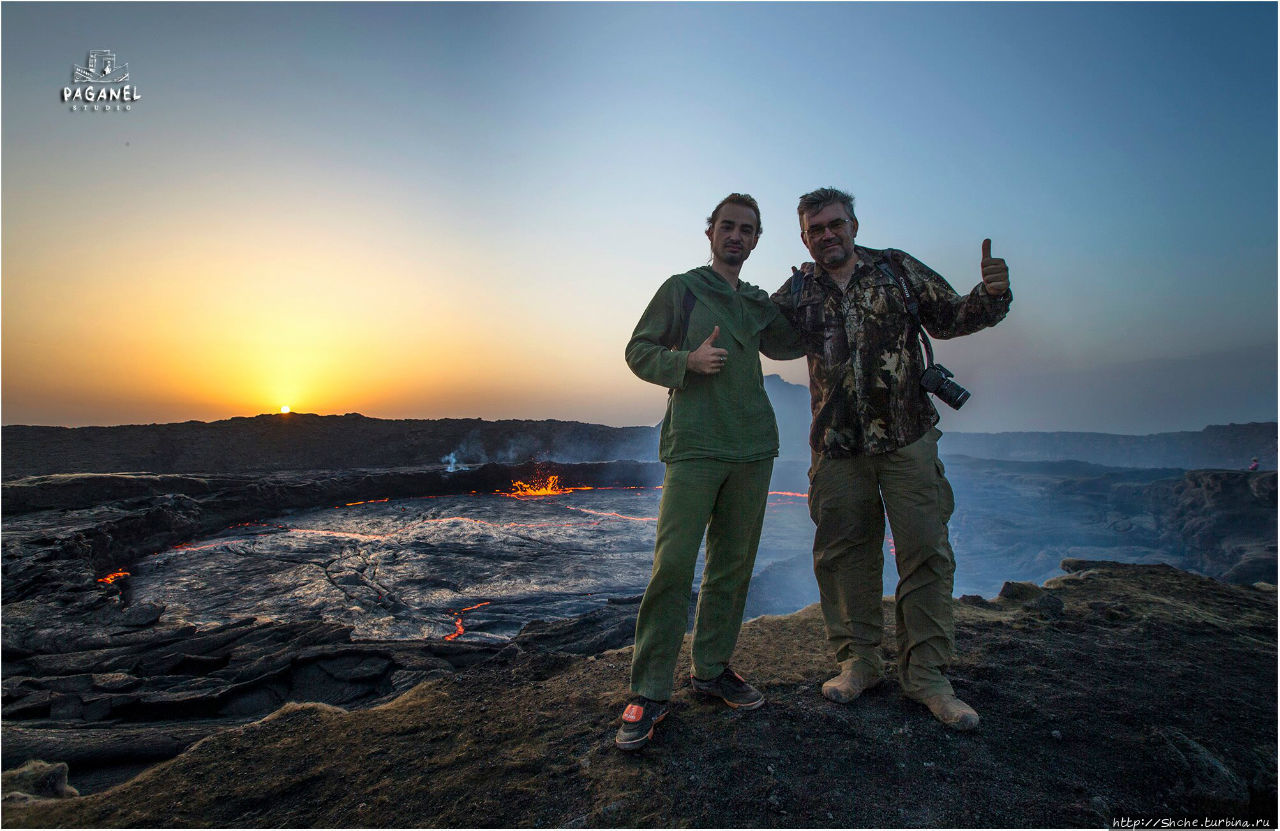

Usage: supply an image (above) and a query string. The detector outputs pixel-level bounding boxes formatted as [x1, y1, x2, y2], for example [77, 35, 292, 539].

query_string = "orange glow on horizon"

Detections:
[0, 217, 518, 426]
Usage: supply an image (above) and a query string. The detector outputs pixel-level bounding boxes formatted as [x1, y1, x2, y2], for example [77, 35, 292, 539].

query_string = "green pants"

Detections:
[629, 457, 774, 701]
[809, 428, 957, 699]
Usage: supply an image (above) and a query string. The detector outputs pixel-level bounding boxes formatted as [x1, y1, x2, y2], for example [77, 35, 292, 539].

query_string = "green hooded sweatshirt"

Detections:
[625, 267, 804, 463]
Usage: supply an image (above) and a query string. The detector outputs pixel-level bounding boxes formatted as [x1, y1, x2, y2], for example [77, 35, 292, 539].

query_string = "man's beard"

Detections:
[818, 244, 851, 268]
[720, 248, 747, 266]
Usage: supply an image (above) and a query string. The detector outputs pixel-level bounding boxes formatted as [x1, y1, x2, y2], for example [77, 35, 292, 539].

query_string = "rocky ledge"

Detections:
[3, 560, 1275, 827]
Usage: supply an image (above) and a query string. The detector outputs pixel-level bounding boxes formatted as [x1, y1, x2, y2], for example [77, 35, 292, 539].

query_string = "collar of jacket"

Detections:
[676, 266, 776, 350]
[813, 245, 889, 293]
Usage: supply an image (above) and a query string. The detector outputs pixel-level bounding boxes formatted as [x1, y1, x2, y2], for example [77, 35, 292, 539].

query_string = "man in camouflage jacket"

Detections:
[771, 187, 1011, 731]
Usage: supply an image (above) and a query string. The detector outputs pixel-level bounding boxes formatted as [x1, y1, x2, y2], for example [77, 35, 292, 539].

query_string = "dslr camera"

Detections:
[920, 364, 970, 410]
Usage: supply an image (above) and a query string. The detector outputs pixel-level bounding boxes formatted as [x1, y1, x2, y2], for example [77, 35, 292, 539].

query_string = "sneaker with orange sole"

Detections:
[614, 696, 669, 751]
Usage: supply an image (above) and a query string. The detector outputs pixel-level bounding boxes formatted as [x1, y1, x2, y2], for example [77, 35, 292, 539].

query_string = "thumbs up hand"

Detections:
[981, 238, 1010, 297]
[687, 325, 729, 375]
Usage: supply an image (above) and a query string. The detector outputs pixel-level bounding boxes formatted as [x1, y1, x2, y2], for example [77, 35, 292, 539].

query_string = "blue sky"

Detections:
[3, 2, 1276, 432]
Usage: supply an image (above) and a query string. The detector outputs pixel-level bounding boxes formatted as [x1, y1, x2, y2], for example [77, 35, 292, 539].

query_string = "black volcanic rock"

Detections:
[4, 457, 1276, 810]
[1148, 470, 1277, 583]
[2, 414, 660, 479]
[4, 561, 1275, 827]
[512, 600, 640, 656]
[2, 459, 673, 792]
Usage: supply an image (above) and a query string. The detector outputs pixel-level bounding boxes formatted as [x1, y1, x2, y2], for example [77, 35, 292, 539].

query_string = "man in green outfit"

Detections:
[771, 187, 1011, 731]
[616, 193, 802, 751]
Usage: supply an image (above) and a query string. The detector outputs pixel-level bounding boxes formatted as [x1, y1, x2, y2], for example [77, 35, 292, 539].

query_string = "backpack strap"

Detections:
[875, 250, 919, 319]
[665, 287, 698, 395]
[667, 287, 696, 350]
[876, 249, 935, 367]
[790, 266, 806, 306]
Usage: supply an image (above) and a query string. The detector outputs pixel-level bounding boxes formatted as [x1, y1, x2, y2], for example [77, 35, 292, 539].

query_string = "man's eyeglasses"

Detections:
[805, 218, 849, 239]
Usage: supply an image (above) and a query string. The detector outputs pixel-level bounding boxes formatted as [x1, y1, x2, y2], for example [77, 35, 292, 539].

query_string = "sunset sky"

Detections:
[3, 2, 1276, 434]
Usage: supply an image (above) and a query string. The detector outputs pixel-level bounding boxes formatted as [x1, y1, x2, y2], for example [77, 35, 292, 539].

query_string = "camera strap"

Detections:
[876, 250, 936, 367]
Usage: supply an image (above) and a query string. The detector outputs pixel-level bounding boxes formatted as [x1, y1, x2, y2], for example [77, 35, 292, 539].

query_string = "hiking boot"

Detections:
[821, 665, 882, 704]
[916, 693, 980, 731]
[690, 667, 764, 710]
[614, 696, 669, 751]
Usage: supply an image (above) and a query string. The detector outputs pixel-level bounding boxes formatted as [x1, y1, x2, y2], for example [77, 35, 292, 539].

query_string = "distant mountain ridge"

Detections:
[765, 374, 1273, 469]
[941, 423, 1275, 470]
[2, 378, 1273, 478]
[0, 414, 657, 480]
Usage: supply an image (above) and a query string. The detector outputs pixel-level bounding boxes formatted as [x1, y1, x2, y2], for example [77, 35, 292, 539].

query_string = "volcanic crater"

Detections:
[3, 451, 1276, 820]
[122, 476, 812, 643]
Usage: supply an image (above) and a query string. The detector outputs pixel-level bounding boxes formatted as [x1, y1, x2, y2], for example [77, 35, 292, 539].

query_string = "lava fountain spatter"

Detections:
[507, 474, 581, 497]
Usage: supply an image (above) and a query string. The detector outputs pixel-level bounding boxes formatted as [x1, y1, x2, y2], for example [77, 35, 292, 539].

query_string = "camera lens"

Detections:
[940, 380, 970, 409]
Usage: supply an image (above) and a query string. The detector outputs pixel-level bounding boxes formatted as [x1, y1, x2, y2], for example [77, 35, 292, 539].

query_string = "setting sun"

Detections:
[280, 406, 291, 414]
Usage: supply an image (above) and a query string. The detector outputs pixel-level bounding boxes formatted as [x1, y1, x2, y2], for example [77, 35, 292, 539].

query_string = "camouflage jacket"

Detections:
[770, 245, 1011, 458]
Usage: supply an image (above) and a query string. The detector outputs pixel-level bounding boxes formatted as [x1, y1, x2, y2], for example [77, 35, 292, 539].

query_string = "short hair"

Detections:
[707, 193, 762, 235]
[797, 187, 856, 226]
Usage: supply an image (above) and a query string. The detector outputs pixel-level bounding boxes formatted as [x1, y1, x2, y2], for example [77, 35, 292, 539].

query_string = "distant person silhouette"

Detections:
[1249, 457, 1259, 471]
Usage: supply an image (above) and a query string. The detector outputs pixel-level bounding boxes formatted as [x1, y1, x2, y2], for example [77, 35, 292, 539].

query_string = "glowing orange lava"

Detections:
[97, 570, 130, 584]
[508, 475, 578, 497]
[444, 601, 492, 641]
[564, 506, 659, 521]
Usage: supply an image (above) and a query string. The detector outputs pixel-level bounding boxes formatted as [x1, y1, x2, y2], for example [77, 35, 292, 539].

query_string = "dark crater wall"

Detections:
[4, 407, 1274, 480]
[1, 414, 661, 480]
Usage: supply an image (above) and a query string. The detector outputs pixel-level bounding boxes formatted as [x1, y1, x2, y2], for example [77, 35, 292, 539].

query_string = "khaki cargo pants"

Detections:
[809, 428, 957, 699]
[629, 458, 774, 701]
